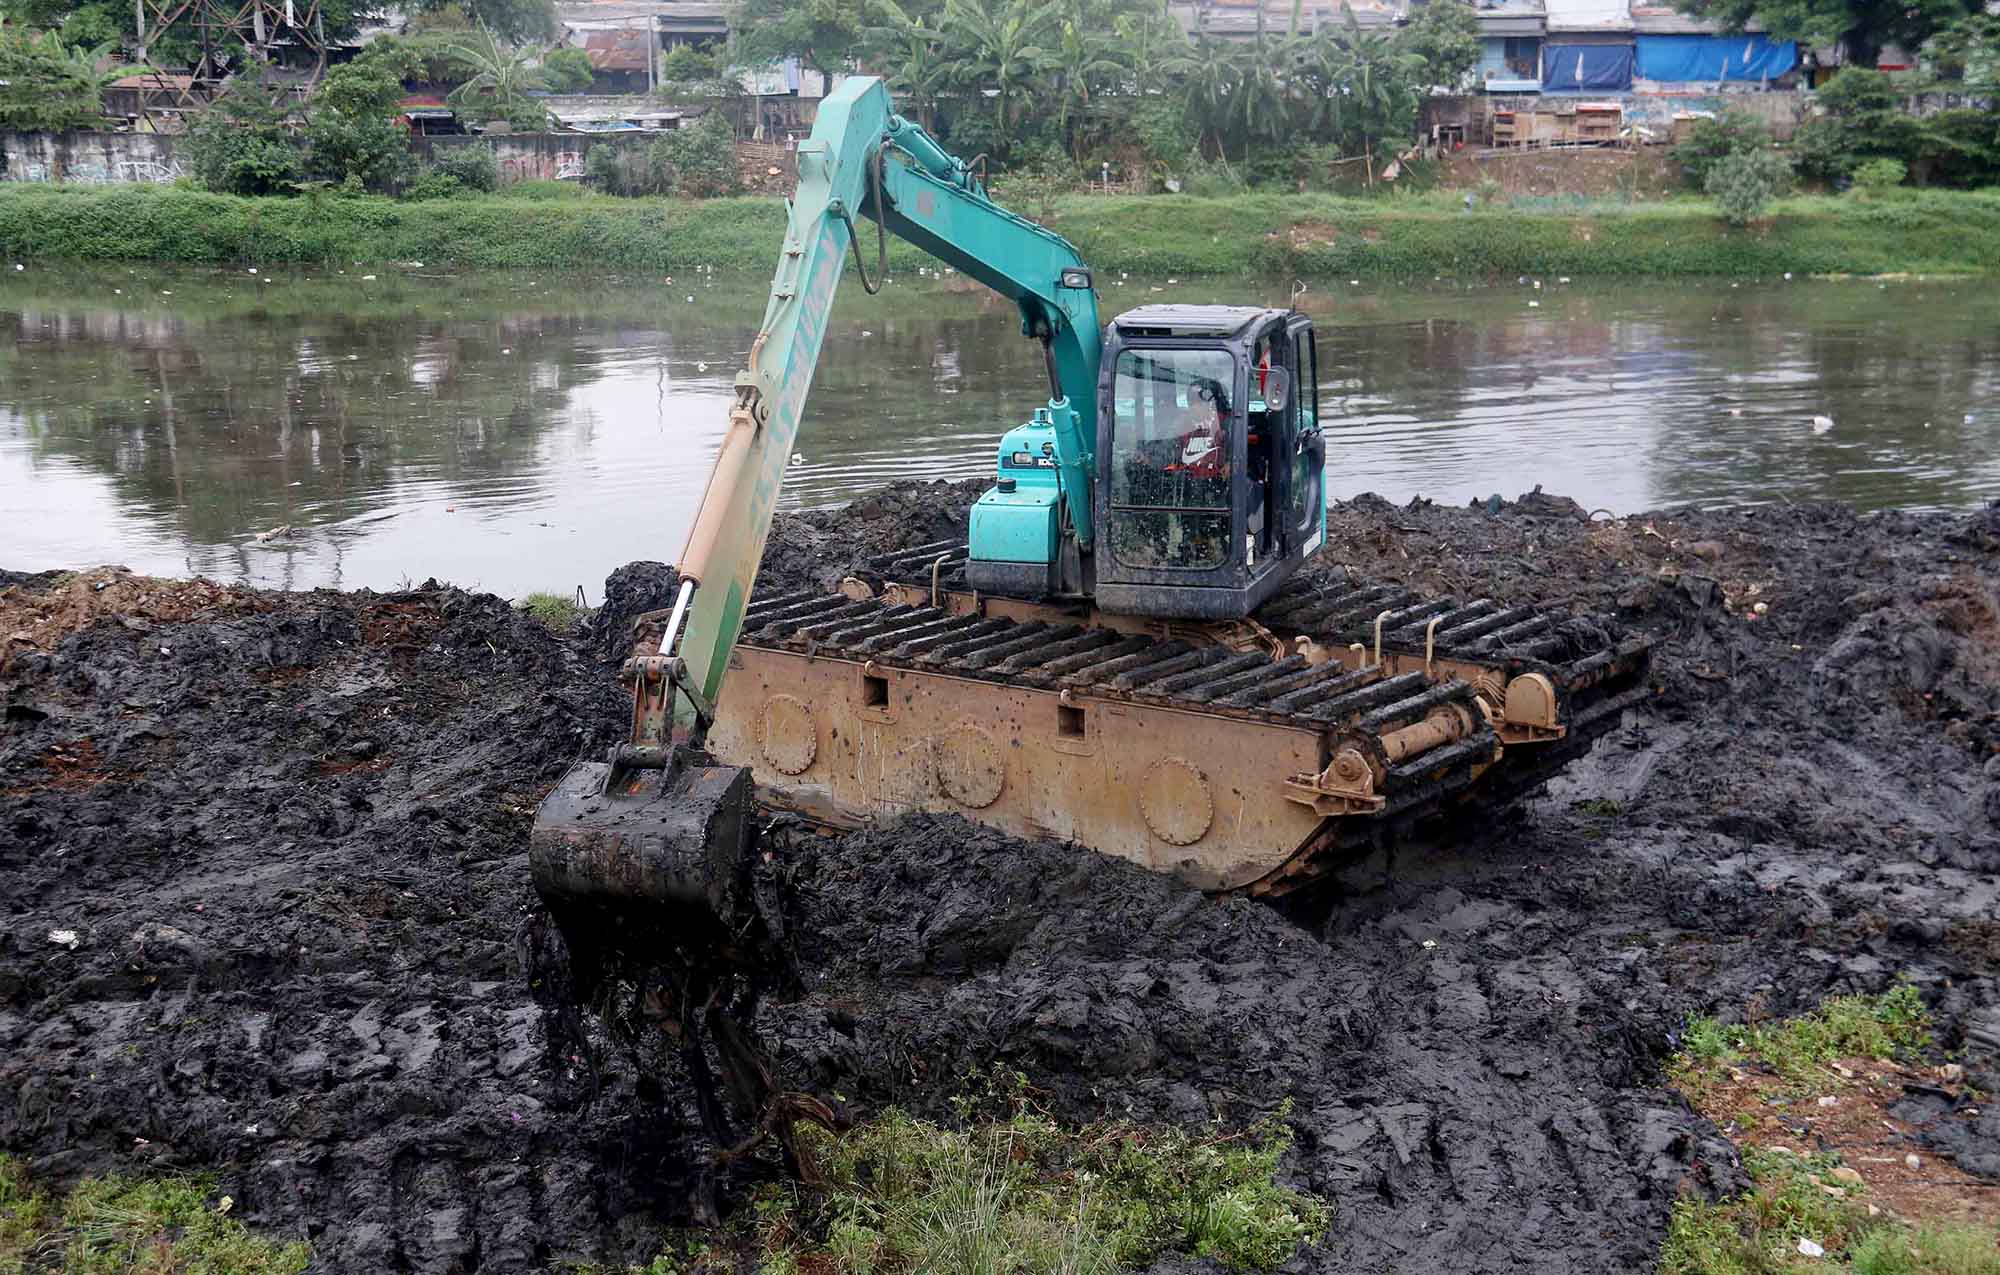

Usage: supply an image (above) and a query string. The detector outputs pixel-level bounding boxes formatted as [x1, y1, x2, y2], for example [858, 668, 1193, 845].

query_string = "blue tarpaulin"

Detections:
[1541, 43, 1634, 91]
[1637, 34, 1798, 81]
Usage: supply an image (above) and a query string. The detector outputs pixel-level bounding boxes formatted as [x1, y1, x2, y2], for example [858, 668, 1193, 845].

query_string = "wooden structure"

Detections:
[1489, 100, 1627, 147]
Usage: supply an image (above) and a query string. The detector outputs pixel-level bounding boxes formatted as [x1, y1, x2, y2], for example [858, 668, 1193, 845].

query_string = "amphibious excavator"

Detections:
[530, 75, 1650, 947]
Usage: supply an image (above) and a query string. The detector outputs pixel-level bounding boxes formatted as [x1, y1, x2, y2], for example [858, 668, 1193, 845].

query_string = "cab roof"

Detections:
[1109, 305, 1288, 339]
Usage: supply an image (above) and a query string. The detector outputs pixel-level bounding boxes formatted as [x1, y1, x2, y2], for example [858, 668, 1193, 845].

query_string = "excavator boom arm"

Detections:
[671, 77, 1099, 714]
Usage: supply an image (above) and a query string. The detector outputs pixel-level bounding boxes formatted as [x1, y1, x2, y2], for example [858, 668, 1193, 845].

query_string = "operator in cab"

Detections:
[1174, 376, 1231, 479]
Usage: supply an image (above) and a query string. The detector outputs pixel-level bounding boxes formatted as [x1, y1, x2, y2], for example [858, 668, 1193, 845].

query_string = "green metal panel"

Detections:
[968, 486, 1060, 564]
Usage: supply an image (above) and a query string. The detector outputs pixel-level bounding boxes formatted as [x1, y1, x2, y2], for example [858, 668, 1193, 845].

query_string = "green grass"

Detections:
[5, 185, 2000, 277]
[1659, 985, 1998, 1275]
[634, 1078, 1328, 1274]
[0, 1154, 310, 1274]
[518, 590, 585, 632]
[1670, 983, 1932, 1093]
[1660, 1149, 1999, 1275]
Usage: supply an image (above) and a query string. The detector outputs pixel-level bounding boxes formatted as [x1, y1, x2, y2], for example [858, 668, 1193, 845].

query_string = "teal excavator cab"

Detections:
[966, 304, 1328, 621]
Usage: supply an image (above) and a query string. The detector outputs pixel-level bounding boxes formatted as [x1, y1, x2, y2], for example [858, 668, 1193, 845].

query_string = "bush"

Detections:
[0, 28, 113, 131]
[183, 81, 303, 196]
[644, 112, 740, 197]
[1121, 96, 1200, 171]
[542, 46, 594, 93]
[430, 141, 499, 192]
[405, 170, 465, 200]
[304, 59, 412, 192]
[1705, 148, 1793, 225]
[1673, 109, 1772, 189]
[1851, 156, 1907, 194]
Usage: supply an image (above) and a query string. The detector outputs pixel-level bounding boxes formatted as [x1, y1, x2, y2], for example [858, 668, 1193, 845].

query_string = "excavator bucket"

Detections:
[529, 750, 756, 944]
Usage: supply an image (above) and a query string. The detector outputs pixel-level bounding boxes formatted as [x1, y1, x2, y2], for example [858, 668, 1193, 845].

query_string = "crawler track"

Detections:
[712, 544, 1651, 893]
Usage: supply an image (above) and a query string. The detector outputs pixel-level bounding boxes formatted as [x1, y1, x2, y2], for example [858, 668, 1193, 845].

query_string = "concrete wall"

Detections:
[0, 132, 183, 183]
[413, 131, 660, 184]
[0, 129, 667, 187]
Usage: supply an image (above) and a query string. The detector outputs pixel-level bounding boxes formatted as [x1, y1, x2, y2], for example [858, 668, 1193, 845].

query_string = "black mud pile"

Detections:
[5, 484, 1998, 1273]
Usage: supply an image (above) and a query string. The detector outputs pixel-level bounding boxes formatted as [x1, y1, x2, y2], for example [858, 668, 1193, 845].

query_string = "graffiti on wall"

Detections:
[1, 152, 183, 184]
[497, 150, 588, 184]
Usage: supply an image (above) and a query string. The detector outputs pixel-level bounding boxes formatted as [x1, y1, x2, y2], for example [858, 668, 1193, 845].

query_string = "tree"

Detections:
[542, 45, 593, 92]
[939, 0, 1055, 140]
[444, 28, 553, 129]
[1395, 0, 1479, 92]
[729, 0, 864, 85]
[865, 0, 950, 128]
[1323, 10, 1423, 159]
[1790, 66, 1969, 182]
[1048, 0, 1127, 158]
[1924, 12, 2000, 89]
[0, 23, 116, 131]
[1705, 147, 1792, 223]
[305, 56, 410, 189]
[183, 78, 302, 194]
[1668, 0, 1979, 70]
[407, 0, 556, 44]
[1179, 37, 1238, 157]
[1672, 108, 1772, 188]
[1112, 0, 1190, 85]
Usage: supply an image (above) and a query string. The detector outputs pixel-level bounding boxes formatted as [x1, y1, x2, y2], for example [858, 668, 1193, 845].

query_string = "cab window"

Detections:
[1108, 348, 1235, 570]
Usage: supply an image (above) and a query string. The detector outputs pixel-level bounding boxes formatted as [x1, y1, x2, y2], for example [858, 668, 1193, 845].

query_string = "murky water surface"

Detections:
[3, 263, 1996, 598]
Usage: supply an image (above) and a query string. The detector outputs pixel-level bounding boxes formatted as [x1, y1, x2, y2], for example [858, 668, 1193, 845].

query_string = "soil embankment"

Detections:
[3, 485, 1997, 1271]
[4, 185, 2000, 277]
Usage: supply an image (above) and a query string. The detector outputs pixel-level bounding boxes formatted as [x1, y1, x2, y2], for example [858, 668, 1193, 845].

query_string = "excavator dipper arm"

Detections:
[531, 76, 1104, 941]
[670, 77, 1100, 723]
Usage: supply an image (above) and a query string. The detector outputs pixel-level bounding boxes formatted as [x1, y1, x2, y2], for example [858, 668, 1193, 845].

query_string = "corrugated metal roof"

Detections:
[583, 28, 651, 71]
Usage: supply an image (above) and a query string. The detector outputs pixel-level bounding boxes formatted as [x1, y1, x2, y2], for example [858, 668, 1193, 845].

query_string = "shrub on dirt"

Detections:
[1670, 983, 1931, 1092]
[644, 112, 742, 198]
[1706, 149, 1794, 226]
[694, 1081, 1328, 1273]
[430, 141, 501, 193]
[1674, 109, 1774, 190]
[0, 1154, 310, 1273]
[183, 81, 302, 196]
[1851, 157, 1909, 196]
[519, 589, 583, 630]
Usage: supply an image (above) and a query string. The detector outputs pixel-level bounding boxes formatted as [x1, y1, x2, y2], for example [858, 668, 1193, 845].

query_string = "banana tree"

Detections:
[1050, 0, 1128, 159]
[1178, 35, 1238, 158]
[444, 29, 553, 129]
[867, 0, 950, 128]
[938, 0, 1056, 142]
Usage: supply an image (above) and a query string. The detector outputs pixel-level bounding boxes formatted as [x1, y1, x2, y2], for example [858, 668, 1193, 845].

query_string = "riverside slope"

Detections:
[2, 484, 1997, 1271]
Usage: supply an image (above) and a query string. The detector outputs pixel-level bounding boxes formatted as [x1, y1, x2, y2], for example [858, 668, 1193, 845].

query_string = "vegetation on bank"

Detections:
[5, 182, 2000, 277]
[0, 1154, 311, 1273]
[1661, 984, 2000, 1275]
[622, 1080, 1328, 1274]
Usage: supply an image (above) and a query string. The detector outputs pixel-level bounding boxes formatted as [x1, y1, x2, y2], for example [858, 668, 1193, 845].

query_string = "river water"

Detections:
[3, 262, 1996, 599]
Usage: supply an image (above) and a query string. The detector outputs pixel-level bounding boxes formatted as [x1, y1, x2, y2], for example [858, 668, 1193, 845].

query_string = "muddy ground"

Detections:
[3, 484, 1997, 1272]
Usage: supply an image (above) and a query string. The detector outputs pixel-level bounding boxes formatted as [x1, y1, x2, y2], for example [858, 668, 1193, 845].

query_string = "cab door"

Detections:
[1281, 317, 1325, 559]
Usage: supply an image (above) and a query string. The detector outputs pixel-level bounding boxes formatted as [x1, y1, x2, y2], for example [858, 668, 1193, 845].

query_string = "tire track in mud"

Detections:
[4, 489, 1998, 1272]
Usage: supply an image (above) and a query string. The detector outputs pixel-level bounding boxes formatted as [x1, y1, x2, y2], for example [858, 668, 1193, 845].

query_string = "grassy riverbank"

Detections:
[3, 184, 1999, 277]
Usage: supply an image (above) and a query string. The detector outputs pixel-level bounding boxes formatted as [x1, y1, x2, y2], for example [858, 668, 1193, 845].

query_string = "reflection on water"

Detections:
[2, 264, 1996, 598]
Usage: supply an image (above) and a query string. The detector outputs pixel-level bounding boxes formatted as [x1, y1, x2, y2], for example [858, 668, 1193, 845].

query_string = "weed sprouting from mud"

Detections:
[1670, 984, 1932, 1093]
[645, 1078, 1328, 1274]
[1660, 1149, 2000, 1275]
[1660, 986, 1998, 1275]
[0, 1154, 311, 1274]
[520, 590, 586, 632]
